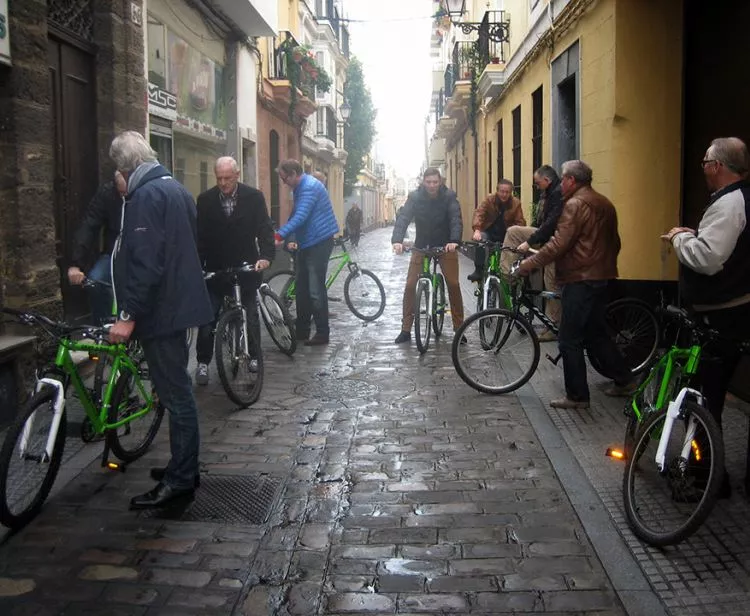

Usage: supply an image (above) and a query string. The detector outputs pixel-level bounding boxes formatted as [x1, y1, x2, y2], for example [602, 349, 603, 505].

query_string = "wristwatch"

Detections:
[119, 310, 132, 322]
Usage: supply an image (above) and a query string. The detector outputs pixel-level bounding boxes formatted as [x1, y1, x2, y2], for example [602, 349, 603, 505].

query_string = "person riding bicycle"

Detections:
[517, 160, 635, 410]
[502, 165, 564, 341]
[663, 137, 750, 499]
[467, 179, 525, 283]
[67, 170, 127, 324]
[194, 156, 275, 385]
[392, 167, 463, 345]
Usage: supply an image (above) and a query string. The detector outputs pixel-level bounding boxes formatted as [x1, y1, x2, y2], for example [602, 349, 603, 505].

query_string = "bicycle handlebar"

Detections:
[204, 263, 257, 281]
[1, 306, 111, 340]
[81, 278, 112, 289]
[664, 304, 750, 351]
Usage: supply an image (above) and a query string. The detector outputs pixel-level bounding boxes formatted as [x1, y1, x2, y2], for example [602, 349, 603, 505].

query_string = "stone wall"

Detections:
[0, 0, 146, 314]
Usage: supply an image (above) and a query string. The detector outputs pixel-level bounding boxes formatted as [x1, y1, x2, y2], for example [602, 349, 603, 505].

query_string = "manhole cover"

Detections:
[295, 378, 378, 400]
[142, 474, 282, 525]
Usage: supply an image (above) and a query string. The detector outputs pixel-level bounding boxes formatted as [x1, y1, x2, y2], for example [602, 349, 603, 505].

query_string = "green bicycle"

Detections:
[618, 305, 735, 546]
[413, 247, 450, 354]
[0, 307, 164, 529]
[267, 237, 386, 322]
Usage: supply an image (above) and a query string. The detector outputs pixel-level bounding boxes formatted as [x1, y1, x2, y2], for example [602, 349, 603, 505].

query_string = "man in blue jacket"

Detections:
[108, 131, 213, 510]
[275, 160, 339, 345]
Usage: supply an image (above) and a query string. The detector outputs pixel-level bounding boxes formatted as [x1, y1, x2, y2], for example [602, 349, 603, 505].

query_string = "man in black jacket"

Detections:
[503, 164, 564, 340]
[391, 167, 463, 344]
[108, 131, 213, 509]
[194, 156, 275, 385]
[67, 170, 126, 323]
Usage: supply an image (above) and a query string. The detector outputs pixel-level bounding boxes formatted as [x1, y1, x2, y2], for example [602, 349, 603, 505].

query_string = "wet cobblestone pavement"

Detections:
[1, 227, 747, 615]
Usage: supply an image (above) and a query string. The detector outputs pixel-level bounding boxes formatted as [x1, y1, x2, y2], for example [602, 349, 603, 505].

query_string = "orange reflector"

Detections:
[88, 353, 100, 361]
[691, 440, 701, 462]
[606, 447, 626, 460]
[107, 462, 120, 470]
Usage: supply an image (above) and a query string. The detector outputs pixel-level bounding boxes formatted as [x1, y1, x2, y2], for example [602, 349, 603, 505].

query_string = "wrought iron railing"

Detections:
[444, 64, 454, 98]
[316, 106, 337, 144]
[452, 41, 475, 84]
[272, 32, 299, 80]
[436, 88, 445, 124]
[477, 11, 510, 66]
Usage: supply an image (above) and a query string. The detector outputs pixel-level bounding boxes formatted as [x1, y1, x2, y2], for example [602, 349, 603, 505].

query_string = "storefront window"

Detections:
[147, 16, 167, 89]
[173, 132, 224, 198]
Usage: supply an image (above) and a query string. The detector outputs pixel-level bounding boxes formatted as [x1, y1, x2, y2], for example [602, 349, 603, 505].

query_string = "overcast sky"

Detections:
[346, 0, 433, 180]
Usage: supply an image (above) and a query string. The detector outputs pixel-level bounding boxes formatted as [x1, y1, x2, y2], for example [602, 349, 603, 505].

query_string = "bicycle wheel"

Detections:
[591, 298, 659, 378]
[106, 356, 165, 463]
[452, 309, 540, 394]
[344, 268, 386, 321]
[258, 285, 296, 356]
[0, 386, 66, 529]
[479, 279, 503, 347]
[215, 308, 263, 407]
[265, 269, 295, 297]
[414, 282, 432, 354]
[623, 400, 724, 546]
[432, 273, 446, 337]
[279, 275, 297, 320]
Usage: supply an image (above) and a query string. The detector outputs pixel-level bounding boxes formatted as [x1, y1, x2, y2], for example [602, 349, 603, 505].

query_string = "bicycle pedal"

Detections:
[328, 296, 343, 302]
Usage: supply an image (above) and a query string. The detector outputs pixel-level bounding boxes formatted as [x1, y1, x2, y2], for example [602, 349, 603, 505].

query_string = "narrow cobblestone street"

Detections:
[1, 227, 749, 615]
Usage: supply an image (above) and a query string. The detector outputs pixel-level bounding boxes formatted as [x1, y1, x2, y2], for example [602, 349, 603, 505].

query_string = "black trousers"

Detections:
[558, 280, 632, 401]
[196, 275, 261, 364]
[296, 237, 334, 338]
[697, 302, 750, 427]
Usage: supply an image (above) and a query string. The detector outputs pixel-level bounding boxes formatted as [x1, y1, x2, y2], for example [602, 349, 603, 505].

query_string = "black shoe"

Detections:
[304, 334, 329, 346]
[150, 467, 201, 488]
[129, 482, 195, 510]
[394, 331, 411, 344]
[467, 269, 483, 282]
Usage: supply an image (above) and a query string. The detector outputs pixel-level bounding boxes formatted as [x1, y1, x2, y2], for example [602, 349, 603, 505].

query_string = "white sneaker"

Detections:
[195, 363, 209, 385]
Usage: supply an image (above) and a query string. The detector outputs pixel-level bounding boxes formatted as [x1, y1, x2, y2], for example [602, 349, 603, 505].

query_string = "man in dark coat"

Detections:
[67, 170, 127, 323]
[194, 156, 275, 385]
[345, 203, 363, 247]
[391, 167, 463, 344]
[109, 131, 213, 510]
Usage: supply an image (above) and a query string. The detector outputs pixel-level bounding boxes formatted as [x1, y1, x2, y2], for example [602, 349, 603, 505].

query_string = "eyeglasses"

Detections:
[701, 159, 718, 168]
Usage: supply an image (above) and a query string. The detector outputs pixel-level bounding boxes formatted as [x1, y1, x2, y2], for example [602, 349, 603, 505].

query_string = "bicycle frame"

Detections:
[416, 254, 436, 319]
[21, 337, 148, 460]
[629, 344, 702, 424]
[281, 245, 355, 300]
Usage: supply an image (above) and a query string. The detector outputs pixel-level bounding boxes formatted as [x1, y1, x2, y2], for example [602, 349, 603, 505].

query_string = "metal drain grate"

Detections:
[295, 378, 378, 400]
[142, 474, 282, 525]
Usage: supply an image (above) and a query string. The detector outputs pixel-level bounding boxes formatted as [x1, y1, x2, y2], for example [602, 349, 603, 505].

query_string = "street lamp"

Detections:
[441, 0, 510, 43]
[443, 0, 466, 18]
[339, 99, 351, 123]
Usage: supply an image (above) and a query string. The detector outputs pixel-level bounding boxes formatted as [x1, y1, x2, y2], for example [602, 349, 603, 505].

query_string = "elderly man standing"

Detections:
[664, 138, 750, 424]
[275, 160, 339, 345]
[518, 160, 634, 409]
[108, 131, 213, 509]
[194, 156, 275, 385]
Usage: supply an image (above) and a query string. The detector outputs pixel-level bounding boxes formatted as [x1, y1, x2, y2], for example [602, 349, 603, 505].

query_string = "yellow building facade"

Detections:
[435, 0, 686, 292]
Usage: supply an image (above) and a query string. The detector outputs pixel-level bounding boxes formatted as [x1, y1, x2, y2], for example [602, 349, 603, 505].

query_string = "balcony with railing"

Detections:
[316, 106, 337, 148]
[264, 31, 317, 120]
[476, 10, 511, 100]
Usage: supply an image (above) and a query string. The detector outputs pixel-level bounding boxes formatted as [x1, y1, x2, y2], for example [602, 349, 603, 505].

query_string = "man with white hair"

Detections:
[108, 130, 213, 509]
[518, 160, 634, 410]
[194, 156, 275, 384]
[663, 137, 750, 498]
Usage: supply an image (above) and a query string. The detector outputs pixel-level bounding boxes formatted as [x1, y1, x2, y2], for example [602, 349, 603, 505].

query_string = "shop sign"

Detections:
[148, 82, 177, 121]
[167, 32, 227, 139]
[0, 0, 10, 67]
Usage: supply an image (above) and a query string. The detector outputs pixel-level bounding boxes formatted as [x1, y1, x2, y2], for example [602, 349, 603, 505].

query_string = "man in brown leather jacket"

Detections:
[468, 179, 526, 282]
[518, 160, 634, 409]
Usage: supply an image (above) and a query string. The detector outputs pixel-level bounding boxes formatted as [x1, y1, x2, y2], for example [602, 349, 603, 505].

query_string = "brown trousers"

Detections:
[402, 250, 464, 332]
[501, 225, 561, 325]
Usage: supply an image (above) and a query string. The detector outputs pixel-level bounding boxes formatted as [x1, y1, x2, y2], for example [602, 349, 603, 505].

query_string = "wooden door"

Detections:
[48, 36, 99, 320]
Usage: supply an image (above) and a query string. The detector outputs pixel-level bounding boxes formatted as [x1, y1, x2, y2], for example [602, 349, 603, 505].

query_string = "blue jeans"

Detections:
[559, 280, 632, 401]
[87, 254, 114, 325]
[140, 331, 200, 490]
[296, 237, 334, 338]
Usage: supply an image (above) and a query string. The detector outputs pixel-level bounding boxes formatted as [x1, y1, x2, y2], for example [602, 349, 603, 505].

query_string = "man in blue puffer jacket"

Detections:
[275, 159, 339, 345]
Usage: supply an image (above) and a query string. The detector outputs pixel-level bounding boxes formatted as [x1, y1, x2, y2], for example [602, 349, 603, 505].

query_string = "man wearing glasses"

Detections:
[663, 137, 750, 456]
[275, 160, 339, 345]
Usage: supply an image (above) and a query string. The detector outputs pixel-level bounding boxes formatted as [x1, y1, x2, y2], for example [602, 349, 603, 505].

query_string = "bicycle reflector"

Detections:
[691, 440, 702, 462]
[107, 462, 121, 471]
[606, 447, 626, 461]
[88, 352, 100, 361]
